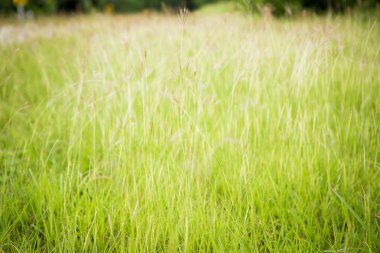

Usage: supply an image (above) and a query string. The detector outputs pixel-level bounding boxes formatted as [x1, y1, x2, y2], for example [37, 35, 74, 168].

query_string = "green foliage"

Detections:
[302, 0, 380, 12]
[1, 0, 379, 14]
[0, 13, 379, 252]
[29, 0, 57, 13]
[236, 0, 380, 15]
[0, 1, 14, 14]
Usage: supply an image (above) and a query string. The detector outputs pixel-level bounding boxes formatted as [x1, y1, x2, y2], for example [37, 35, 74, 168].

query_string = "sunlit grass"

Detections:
[0, 12, 379, 252]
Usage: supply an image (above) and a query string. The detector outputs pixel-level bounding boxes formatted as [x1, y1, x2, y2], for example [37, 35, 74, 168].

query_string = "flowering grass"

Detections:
[0, 11, 379, 252]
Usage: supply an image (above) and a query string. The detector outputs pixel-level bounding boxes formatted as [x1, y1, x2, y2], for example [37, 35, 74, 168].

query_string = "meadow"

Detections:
[0, 8, 379, 252]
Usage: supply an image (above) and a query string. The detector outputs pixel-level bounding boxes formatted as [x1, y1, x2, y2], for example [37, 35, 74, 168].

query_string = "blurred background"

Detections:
[1, 0, 379, 16]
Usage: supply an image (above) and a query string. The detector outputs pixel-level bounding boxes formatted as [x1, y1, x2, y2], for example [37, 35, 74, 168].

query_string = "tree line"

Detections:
[1, 0, 379, 15]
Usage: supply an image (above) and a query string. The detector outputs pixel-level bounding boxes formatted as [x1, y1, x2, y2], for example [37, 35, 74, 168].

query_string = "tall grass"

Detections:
[0, 12, 379, 252]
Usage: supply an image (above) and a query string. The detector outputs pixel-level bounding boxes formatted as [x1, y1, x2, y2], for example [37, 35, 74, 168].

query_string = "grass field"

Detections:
[0, 10, 379, 252]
